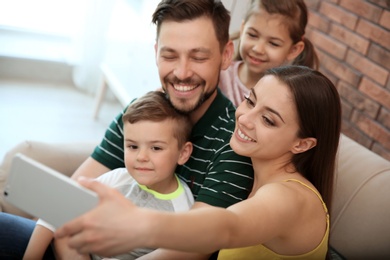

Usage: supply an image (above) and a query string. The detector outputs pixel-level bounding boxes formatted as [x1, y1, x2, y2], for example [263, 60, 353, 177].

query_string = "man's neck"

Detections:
[189, 90, 218, 124]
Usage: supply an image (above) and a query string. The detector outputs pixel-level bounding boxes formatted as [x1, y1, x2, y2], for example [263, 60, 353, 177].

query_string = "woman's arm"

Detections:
[56, 179, 298, 256]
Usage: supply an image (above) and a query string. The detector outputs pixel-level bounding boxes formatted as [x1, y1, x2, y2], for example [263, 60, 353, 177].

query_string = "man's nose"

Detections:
[173, 58, 193, 80]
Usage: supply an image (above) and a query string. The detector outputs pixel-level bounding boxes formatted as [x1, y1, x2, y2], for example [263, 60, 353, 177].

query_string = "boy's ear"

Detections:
[177, 142, 193, 165]
[221, 40, 234, 70]
[286, 41, 305, 62]
[291, 137, 317, 154]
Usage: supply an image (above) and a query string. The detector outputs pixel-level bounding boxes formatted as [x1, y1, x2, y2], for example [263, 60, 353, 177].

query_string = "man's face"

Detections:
[155, 16, 229, 115]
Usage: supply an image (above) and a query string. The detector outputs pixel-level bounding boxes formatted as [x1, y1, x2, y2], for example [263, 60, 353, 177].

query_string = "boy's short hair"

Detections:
[122, 91, 192, 148]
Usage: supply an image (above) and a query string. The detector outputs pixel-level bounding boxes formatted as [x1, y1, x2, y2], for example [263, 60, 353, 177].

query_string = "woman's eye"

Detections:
[263, 116, 275, 126]
[244, 96, 255, 107]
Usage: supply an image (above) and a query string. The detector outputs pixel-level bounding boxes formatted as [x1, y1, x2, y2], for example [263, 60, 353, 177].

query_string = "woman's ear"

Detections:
[177, 142, 193, 165]
[291, 137, 317, 154]
[286, 41, 305, 62]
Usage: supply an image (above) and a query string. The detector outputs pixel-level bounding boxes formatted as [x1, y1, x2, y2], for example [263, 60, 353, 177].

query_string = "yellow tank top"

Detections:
[217, 179, 330, 260]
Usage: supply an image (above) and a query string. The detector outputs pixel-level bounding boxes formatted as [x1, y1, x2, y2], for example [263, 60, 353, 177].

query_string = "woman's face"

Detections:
[230, 75, 301, 160]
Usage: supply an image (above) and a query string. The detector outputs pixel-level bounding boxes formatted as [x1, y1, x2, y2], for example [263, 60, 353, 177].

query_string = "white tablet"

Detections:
[4, 153, 99, 228]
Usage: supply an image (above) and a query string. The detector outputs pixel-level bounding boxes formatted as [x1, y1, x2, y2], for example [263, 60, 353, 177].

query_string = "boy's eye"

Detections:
[128, 145, 138, 149]
[152, 146, 163, 151]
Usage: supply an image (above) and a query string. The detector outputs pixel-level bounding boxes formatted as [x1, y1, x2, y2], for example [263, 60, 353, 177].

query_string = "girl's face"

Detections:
[230, 75, 301, 161]
[239, 9, 303, 75]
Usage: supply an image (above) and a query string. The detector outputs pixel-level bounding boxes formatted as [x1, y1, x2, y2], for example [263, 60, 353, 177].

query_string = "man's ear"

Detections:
[177, 142, 193, 165]
[154, 43, 158, 65]
[221, 40, 234, 70]
[291, 137, 317, 154]
[286, 41, 305, 62]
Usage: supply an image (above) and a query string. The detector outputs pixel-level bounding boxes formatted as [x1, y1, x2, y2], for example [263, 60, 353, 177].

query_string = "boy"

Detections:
[24, 91, 194, 259]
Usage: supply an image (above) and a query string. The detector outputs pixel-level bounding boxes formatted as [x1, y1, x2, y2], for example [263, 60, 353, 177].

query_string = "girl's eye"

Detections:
[247, 32, 257, 38]
[263, 116, 275, 126]
[270, 41, 281, 47]
[244, 96, 255, 107]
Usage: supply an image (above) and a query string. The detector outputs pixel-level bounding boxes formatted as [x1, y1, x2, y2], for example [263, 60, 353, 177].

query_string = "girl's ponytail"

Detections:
[293, 38, 319, 69]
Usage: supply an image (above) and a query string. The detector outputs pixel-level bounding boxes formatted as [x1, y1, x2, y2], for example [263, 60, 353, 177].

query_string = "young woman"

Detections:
[56, 65, 341, 260]
[220, 0, 319, 107]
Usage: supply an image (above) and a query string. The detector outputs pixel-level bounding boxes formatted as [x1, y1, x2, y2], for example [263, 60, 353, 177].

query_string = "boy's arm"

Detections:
[23, 224, 53, 260]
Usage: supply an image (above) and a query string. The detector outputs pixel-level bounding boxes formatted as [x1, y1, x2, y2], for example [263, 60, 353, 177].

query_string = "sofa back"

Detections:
[331, 134, 390, 259]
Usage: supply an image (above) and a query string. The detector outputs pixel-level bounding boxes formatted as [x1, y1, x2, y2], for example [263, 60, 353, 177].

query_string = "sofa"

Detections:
[1, 134, 390, 259]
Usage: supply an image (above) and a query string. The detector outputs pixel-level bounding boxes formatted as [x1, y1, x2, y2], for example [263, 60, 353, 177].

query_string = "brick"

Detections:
[310, 30, 347, 59]
[372, 142, 390, 161]
[338, 80, 380, 118]
[367, 43, 390, 71]
[307, 11, 331, 33]
[305, 0, 321, 10]
[367, 0, 390, 10]
[379, 9, 390, 30]
[341, 120, 372, 148]
[317, 50, 362, 86]
[378, 107, 390, 130]
[356, 19, 390, 50]
[319, 2, 358, 30]
[352, 111, 390, 150]
[359, 77, 390, 110]
[318, 66, 339, 85]
[329, 23, 370, 54]
[346, 50, 389, 85]
[340, 98, 353, 120]
[340, 0, 383, 23]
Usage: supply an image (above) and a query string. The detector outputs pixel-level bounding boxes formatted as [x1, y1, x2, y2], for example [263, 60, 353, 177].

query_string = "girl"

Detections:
[220, 0, 319, 107]
[56, 65, 341, 260]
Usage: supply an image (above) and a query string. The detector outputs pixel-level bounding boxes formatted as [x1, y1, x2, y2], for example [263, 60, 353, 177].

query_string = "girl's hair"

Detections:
[122, 91, 192, 148]
[236, 0, 319, 69]
[264, 65, 341, 212]
[152, 0, 230, 53]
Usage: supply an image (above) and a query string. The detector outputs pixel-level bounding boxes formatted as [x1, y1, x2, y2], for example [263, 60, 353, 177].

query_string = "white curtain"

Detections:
[71, 0, 115, 93]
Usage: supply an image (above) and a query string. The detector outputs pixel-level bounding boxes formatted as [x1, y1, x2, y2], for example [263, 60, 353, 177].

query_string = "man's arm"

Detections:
[71, 157, 111, 180]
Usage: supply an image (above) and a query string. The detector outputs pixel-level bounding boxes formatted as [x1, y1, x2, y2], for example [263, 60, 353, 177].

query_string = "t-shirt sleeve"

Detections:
[90, 107, 127, 170]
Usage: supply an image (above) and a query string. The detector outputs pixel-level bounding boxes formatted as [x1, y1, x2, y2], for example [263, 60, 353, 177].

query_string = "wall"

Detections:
[304, 0, 390, 160]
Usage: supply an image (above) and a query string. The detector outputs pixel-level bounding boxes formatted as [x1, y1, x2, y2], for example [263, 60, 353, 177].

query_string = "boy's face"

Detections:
[155, 16, 232, 117]
[123, 119, 189, 193]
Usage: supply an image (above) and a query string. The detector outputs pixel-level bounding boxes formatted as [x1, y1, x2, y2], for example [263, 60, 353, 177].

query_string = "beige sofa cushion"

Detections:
[331, 134, 390, 259]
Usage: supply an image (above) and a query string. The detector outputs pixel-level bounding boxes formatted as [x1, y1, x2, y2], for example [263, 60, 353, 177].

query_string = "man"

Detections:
[0, 0, 253, 259]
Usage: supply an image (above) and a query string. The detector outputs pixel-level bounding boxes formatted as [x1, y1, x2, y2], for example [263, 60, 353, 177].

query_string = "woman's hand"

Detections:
[55, 177, 146, 257]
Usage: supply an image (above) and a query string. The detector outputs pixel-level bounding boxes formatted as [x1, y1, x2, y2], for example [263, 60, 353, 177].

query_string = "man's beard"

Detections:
[163, 74, 219, 114]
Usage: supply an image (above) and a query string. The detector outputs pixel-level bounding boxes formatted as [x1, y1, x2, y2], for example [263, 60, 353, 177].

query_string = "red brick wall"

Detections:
[304, 0, 390, 160]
